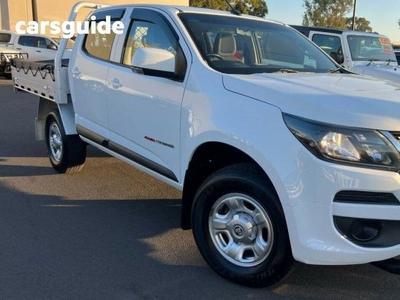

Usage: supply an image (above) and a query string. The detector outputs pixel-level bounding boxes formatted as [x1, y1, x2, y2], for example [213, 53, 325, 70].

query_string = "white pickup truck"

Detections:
[12, 2, 400, 287]
[292, 25, 400, 84]
[0, 30, 73, 61]
[0, 48, 26, 79]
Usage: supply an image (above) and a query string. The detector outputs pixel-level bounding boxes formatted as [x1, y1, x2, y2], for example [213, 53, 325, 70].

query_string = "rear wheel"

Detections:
[45, 111, 86, 173]
[192, 163, 293, 287]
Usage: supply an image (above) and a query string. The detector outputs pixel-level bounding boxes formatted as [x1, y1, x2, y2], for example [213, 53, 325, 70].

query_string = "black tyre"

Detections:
[45, 111, 86, 173]
[192, 163, 293, 287]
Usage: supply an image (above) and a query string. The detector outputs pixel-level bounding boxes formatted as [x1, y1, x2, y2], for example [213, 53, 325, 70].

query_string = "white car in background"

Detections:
[0, 30, 73, 60]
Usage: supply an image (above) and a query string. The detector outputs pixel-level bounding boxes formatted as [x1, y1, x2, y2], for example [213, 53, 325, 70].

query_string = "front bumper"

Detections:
[284, 160, 400, 265]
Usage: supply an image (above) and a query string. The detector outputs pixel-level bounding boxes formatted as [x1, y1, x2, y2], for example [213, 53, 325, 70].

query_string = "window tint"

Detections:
[0, 33, 11, 43]
[83, 10, 124, 60]
[84, 30, 116, 61]
[18, 36, 39, 47]
[83, 10, 125, 61]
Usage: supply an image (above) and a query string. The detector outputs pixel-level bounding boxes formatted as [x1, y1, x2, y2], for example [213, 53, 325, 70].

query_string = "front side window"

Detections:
[347, 35, 396, 62]
[53, 38, 75, 49]
[312, 34, 342, 56]
[179, 13, 337, 74]
[122, 20, 177, 66]
[37, 37, 53, 49]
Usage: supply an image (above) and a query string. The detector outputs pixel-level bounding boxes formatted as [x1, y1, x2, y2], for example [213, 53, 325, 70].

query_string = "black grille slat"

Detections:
[334, 191, 400, 205]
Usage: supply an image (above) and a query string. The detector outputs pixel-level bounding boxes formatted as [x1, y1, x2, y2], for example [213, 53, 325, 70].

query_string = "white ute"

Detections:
[292, 25, 400, 84]
[12, 2, 400, 287]
[0, 30, 73, 60]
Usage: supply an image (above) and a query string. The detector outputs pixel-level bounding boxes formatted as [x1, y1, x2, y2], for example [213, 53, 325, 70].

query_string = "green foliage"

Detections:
[346, 17, 372, 32]
[189, 0, 227, 10]
[302, 0, 353, 29]
[189, 0, 268, 17]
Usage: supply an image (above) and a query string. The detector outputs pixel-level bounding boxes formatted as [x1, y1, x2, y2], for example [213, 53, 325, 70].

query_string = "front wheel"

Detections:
[192, 163, 293, 287]
[45, 111, 86, 173]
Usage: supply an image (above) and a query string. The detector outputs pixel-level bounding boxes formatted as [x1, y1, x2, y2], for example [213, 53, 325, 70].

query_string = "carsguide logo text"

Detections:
[15, 16, 124, 38]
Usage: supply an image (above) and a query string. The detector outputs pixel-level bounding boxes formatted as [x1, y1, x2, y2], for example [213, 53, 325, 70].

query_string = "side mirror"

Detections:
[330, 52, 344, 64]
[132, 47, 175, 73]
[47, 44, 58, 50]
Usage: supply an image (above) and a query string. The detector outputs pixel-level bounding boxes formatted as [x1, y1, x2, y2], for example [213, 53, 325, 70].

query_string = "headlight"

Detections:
[283, 114, 400, 171]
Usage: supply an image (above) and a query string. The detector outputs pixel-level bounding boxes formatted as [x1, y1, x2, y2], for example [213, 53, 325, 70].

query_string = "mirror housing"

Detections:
[132, 47, 175, 73]
[330, 52, 344, 64]
[47, 44, 58, 50]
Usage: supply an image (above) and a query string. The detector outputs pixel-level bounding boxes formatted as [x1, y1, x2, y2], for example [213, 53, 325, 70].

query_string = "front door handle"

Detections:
[111, 78, 122, 89]
[71, 67, 81, 77]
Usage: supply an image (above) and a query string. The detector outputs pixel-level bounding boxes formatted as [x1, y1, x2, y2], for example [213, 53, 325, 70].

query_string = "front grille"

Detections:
[334, 190, 400, 205]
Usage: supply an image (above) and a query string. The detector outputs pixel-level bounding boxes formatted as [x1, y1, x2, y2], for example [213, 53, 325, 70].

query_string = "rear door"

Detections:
[105, 8, 188, 182]
[69, 8, 126, 142]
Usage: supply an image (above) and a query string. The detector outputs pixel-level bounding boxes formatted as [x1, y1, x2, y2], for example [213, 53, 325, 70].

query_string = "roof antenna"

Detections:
[225, 0, 241, 15]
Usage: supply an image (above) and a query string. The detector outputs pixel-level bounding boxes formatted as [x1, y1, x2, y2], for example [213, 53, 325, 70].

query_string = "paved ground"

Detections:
[1, 78, 399, 299]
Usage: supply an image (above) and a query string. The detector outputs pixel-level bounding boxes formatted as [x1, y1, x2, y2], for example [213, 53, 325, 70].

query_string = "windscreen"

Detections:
[179, 13, 337, 74]
[347, 35, 397, 62]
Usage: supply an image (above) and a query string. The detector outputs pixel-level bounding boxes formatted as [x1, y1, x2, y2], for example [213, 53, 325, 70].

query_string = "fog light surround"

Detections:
[349, 219, 381, 242]
[334, 216, 400, 248]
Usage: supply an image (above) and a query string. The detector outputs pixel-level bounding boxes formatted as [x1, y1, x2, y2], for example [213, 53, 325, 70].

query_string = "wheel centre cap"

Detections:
[228, 213, 256, 241]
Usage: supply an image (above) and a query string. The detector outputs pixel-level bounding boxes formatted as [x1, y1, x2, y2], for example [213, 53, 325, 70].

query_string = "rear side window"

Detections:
[0, 33, 11, 43]
[83, 8, 125, 61]
[18, 36, 39, 47]
[84, 31, 115, 60]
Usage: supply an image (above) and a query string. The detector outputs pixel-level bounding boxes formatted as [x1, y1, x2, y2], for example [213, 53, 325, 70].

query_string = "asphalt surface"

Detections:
[1, 78, 400, 299]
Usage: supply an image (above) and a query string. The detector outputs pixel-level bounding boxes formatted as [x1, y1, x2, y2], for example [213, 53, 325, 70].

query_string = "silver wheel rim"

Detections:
[49, 121, 63, 163]
[209, 193, 274, 267]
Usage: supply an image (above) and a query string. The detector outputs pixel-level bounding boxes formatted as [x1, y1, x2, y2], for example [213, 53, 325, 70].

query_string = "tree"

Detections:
[189, 0, 227, 10]
[302, 0, 353, 29]
[345, 17, 372, 32]
[190, 0, 268, 18]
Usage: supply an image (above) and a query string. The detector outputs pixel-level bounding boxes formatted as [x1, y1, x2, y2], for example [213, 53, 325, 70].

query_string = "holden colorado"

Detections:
[12, 1, 400, 287]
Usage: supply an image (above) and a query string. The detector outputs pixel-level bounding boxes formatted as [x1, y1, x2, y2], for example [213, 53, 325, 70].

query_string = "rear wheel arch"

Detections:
[45, 110, 86, 173]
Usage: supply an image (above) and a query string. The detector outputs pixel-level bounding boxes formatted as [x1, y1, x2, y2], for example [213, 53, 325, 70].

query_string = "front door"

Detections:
[106, 8, 188, 182]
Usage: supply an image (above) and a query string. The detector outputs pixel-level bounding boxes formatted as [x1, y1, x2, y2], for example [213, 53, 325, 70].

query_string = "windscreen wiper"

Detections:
[387, 59, 397, 65]
[367, 59, 375, 66]
[329, 67, 351, 74]
[275, 69, 298, 73]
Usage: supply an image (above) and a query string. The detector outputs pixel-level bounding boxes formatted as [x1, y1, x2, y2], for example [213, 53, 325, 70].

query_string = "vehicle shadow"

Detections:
[0, 174, 399, 300]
